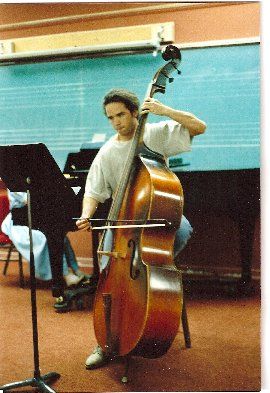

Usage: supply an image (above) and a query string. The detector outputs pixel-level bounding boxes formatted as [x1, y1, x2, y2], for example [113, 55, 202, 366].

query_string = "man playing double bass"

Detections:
[76, 88, 206, 369]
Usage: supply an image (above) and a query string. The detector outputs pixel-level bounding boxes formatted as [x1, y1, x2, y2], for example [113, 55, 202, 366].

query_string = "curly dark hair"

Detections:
[103, 89, 140, 116]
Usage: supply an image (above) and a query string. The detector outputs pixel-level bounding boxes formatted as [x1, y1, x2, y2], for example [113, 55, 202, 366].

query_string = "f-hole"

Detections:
[128, 239, 140, 280]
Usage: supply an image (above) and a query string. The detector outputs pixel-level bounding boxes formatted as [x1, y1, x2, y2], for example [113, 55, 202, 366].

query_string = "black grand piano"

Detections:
[63, 142, 102, 215]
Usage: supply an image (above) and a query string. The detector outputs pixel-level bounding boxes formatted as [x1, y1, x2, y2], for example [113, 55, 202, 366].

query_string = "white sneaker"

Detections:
[64, 271, 84, 287]
[85, 345, 110, 370]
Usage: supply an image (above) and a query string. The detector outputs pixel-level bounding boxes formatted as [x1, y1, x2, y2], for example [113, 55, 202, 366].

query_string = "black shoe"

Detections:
[54, 295, 71, 313]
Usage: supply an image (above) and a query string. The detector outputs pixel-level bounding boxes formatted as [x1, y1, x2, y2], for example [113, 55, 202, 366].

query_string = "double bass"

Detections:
[93, 45, 184, 361]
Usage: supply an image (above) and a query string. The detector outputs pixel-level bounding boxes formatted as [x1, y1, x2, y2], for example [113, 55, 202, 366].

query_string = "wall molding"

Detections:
[177, 36, 260, 50]
[0, 2, 238, 32]
[0, 22, 174, 55]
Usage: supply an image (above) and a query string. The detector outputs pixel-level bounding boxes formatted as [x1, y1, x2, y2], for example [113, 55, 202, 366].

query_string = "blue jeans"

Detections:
[63, 236, 80, 274]
[99, 215, 193, 271]
[173, 215, 193, 259]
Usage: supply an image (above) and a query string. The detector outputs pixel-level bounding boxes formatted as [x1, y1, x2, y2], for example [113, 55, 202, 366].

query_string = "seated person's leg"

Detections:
[64, 236, 83, 275]
[173, 215, 193, 260]
[99, 229, 113, 272]
[63, 259, 84, 287]
[63, 236, 94, 282]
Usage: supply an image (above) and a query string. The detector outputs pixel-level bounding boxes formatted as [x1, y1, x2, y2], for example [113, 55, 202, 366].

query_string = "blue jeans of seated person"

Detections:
[2, 191, 81, 281]
[173, 215, 193, 259]
[64, 236, 80, 273]
[99, 215, 193, 272]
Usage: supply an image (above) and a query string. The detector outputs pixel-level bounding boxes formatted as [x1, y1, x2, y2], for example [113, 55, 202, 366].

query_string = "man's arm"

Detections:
[76, 196, 99, 231]
[141, 97, 206, 136]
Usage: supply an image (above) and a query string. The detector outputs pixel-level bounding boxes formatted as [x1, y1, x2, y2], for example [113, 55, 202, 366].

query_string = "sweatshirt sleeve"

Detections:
[144, 120, 192, 158]
[84, 153, 112, 203]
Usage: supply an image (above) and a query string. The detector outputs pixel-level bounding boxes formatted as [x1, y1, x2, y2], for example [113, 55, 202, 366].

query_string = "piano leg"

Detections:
[238, 214, 257, 294]
[235, 170, 259, 295]
[46, 231, 66, 298]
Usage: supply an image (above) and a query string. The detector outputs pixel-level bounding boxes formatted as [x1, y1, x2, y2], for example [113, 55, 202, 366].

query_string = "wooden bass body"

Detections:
[93, 152, 183, 358]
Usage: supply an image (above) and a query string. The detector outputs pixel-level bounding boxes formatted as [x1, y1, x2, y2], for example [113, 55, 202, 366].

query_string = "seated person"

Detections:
[1, 191, 84, 287]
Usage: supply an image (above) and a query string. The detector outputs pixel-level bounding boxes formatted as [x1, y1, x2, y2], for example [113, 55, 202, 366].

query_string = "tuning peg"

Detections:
[169, 77, 174, 83]
[162, 45, 181, 61]
[171, 62, 181, 75]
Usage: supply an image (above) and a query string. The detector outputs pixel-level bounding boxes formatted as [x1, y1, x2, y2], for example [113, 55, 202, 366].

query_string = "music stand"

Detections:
[0, 143, 69, 392]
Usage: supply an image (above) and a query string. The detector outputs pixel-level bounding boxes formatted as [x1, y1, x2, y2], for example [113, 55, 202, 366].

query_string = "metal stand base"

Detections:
[0, 372, 60, 393]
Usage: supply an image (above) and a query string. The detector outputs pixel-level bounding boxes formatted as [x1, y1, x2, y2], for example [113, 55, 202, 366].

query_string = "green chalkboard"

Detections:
[0, 43, 260, 171]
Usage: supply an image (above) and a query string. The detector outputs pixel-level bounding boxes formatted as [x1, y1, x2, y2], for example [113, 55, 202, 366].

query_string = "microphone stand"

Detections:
[0, 182, 60, 392]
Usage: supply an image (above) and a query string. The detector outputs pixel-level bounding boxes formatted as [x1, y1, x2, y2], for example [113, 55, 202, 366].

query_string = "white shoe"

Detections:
[64, 271, 84, 287]
[85, 345, 110, 370]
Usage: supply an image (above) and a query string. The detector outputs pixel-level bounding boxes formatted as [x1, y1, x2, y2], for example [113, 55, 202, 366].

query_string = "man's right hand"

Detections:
[76, 217, 91, 231]
[76, 196, 99, 231]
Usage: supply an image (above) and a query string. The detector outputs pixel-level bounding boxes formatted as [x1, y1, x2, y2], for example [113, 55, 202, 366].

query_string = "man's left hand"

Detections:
[141, 97, 168, 116]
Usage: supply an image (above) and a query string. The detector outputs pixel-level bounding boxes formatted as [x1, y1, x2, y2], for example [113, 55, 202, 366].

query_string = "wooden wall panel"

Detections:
[0, 2, 260, 44]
